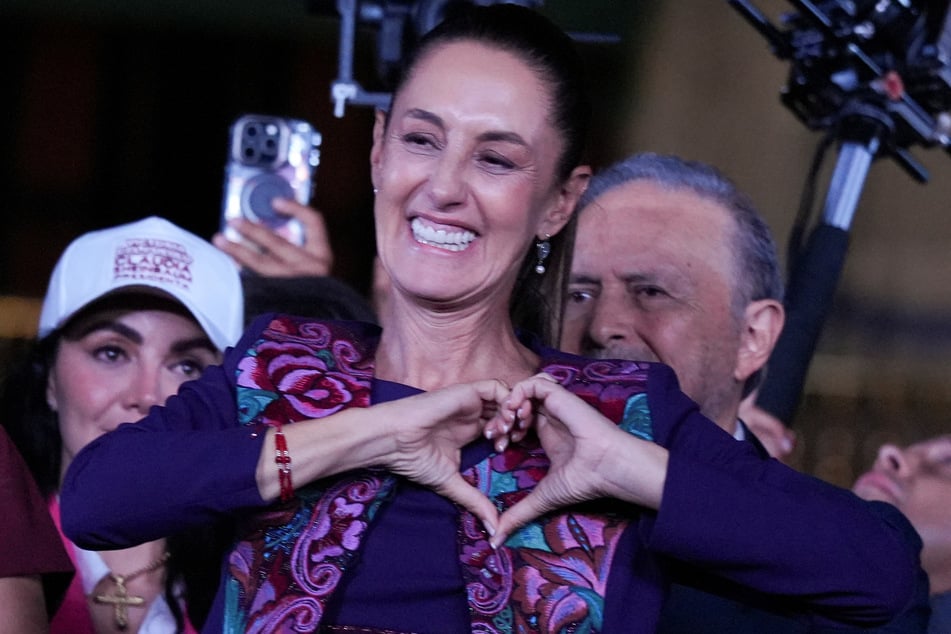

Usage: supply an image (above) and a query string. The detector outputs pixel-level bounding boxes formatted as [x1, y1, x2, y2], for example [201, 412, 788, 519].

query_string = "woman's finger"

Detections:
[230, 218, 309, 269]
[274, 198, 333, 268]
[434, 472, 501, 539]
[489, 489, 551, 549]
[212, 228, 272, 270]
[213, 201, 334, 277]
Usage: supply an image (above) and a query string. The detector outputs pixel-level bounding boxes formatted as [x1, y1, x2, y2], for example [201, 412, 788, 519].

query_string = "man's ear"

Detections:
[369, 109, 387, 191]
[734, 299, 785, 383]
[538, 165, 591, 237]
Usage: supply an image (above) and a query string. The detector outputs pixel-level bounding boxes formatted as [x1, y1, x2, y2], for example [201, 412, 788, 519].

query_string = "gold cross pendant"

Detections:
[93, 575, 145, 630]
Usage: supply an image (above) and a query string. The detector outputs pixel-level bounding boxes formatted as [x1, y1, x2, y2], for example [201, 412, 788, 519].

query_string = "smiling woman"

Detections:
[369, 34, 588, 374]
[58, 5, 923, 634]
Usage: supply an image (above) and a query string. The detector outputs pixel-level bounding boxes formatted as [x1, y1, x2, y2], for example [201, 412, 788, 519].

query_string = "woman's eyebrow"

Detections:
[73, 321, 215, 355]
[171, 337, 216, 355]
[404, 108, 444, 128]
[477, 130, 528, 146]
[403, 108, 527, 146]
[74, 320, 142, 344]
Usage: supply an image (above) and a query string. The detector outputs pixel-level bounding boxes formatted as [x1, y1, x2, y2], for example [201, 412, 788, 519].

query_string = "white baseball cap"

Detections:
[38, 216, 244, 352]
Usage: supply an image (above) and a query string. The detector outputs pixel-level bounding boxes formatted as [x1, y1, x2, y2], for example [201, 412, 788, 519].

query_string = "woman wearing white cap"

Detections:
[1, 216, 243, 633]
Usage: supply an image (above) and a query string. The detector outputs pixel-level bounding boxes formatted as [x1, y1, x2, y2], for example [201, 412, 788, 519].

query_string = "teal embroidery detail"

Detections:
[492, 605, 514, 633]
[492, 605, 515, 634]
[572, 586, 605, 631]
[506, 521, 547, 551]
[567, 514, 594, 556]
[235, 388, 279, 425]
[263, 504, 311, 557]
[364, 477, 398, 522]
[473, 460, 493, 495]
[316, 348, 335, 369]
[620, 393, 653, 441]
[488, 470, 519, 501]
[223, 577, 245, 634]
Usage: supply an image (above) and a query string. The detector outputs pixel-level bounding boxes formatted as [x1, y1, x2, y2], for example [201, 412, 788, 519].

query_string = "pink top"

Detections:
[48, 497, 197, 634]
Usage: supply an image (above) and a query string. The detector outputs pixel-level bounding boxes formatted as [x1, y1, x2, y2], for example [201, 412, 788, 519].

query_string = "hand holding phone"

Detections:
[221, 114, 322, 246]
[213, 197, 334, 277]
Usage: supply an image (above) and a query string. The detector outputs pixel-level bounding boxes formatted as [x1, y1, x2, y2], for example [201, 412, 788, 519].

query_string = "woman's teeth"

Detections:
[411, 218, 476, 252]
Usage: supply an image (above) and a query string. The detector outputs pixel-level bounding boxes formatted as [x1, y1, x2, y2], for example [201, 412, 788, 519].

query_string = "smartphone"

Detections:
[221, 114, 322, 246]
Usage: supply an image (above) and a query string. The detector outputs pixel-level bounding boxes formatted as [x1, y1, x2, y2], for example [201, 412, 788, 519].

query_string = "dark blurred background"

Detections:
[0, 0, 651, 302]
[2, 0, 951, 484]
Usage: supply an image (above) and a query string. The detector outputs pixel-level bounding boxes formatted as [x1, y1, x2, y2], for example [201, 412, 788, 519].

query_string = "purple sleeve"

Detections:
[643, 365, 918, 627]
[60, 317, 274, 550]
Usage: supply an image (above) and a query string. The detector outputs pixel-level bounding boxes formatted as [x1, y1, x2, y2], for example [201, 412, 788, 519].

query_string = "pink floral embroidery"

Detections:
[228, 318, 385, 631]
[543, 359, 648, 423]
[246, 597, 322, 634]
[488, 437, 549, 493]
[237, 340, 370, 422]
[459, 355, 649, 633]
[292, 476, 391, 597]
[228, 320, 652, 633]
[511, 517, 621, 631]
[308, 496, 368, 562]
[463, 540, 513, 613]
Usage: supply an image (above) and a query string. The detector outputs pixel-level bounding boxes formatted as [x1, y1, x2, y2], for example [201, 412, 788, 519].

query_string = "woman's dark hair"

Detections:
[388, 4, 591, 346]
[0, 335, 61, 496]
[241, 275, 378, 326]
[391, 3, 590, 181]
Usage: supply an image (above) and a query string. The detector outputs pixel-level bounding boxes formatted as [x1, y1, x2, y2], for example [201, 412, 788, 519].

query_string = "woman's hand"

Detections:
[487, 374, 669, 548]
[213, 198, 333, 276]
[379, 379, 512, 533]
[260, 379, 517, 534]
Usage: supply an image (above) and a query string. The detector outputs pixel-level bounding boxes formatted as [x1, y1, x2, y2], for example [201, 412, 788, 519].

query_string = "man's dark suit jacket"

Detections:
[657, 422, 931, 634]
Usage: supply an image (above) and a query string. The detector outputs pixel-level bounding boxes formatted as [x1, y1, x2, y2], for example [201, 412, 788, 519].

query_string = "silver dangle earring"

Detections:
[534, 234, 551, 274]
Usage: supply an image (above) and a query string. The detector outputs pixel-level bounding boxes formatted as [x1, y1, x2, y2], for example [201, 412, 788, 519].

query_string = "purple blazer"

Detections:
[61, 316, 919, 632]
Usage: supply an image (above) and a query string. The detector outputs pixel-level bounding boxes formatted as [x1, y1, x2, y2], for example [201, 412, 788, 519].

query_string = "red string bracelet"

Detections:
[274, 425, 293, 502]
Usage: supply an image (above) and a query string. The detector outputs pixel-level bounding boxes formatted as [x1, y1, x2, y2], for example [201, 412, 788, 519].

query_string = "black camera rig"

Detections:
[309, 0, 543, 117]
[732, 0, 951, 182]
[730, 0, 951, 424]
[311, 0, 618, 118]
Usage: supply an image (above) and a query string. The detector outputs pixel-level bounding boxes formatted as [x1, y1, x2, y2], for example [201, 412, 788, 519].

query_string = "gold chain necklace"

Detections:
[93, 551, 170, 630]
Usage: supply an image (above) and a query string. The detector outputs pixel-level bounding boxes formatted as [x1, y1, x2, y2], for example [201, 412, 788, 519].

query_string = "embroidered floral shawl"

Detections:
[224, 316, 653, 633]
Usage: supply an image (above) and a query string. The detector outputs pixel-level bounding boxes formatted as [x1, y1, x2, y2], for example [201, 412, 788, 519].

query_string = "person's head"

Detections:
[2, 216, 243, 494]
[370, 3, 591, 345]
[241, 275, 378, 326]
[561, 153, 785, 431]
[853, 435, 951, 595]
